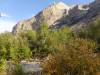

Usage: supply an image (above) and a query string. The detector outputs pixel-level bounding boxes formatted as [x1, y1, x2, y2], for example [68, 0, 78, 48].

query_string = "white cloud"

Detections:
[0, 19, 16, 33]
[0, 12, 11, 18]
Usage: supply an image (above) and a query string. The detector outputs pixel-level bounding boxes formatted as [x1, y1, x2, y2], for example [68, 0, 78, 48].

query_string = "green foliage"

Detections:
[0, 59, 6, 72]
[0, 47, 6, 59]
[77, 20, 100, 51]
[17, 47, 31, 60]
[0, 32, 13, 59]
[0, 32, 32, 62]
[0, 20, 100, 75]
[12, 64, 24, 75]
[0, 23, 72, 59]
[13, 34, 32, 61]
[26, 30, 36, 48]
[32, 23, 73, 58]
[78, 20, 100, 42]
[43, 38, 100, 75]
[34, 23, 50, 57]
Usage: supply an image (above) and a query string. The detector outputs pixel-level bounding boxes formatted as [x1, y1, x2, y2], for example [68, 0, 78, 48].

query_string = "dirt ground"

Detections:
[0, 72, 7, 75]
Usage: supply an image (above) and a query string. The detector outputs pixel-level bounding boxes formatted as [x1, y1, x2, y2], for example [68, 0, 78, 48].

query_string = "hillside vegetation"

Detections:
[0, 20, 100, 75]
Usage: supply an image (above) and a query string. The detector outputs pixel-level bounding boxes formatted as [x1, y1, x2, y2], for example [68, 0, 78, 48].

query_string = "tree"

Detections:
[31, 23, 73, 58]
[25, 30, 36, 49]
[0, 59, 6, 72]
[14, 34, 32, 61]
[0, 32, 16, 60]
[34, 23, 50, 58]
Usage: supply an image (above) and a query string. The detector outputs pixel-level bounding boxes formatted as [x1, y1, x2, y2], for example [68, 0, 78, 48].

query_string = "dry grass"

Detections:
[97, 72, 100, 75]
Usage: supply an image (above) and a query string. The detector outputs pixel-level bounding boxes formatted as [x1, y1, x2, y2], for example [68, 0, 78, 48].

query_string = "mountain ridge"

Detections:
[12, 0, 100, 34]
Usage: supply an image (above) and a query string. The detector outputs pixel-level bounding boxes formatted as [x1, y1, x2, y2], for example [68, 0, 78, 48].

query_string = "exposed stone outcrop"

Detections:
[65, 4, 89, 25]
[74, 0, 100, 25]
[12, 0, 100, 34]
[13, 2, 70, 34]
[12, 17, 36, 34]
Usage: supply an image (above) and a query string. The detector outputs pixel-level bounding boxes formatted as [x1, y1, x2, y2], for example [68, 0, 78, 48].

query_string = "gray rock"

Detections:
[12, 2, 70, 34]
[7, 61, 43, 75]
[12, 0, 100, 34]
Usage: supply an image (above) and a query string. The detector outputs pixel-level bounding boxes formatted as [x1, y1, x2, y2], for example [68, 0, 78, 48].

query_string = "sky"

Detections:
[0, 0, 94, 33]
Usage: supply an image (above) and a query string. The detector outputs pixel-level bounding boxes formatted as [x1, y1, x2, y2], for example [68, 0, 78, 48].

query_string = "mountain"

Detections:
[12, 2, 70, 34]
[12, 0, 100, 34]
[71, 0, 100, 30]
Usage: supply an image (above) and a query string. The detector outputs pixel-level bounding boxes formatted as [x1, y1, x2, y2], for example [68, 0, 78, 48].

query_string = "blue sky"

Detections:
[0, 0, 94, 32]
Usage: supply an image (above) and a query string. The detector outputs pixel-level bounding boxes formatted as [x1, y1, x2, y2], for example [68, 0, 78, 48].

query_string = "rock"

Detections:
[12, 2, 70, 34]
[12, 17, 35, 34]
[7, 61, 43, 75]
[20, 61, 42, 74]
[12, 0, 100, 34]
[75, 0, 100, 25]
[66, 4, 89, 25]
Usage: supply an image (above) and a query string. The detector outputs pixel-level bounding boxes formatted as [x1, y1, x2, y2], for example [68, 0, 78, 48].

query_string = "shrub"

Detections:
[12, 64, 24, 75]
[0, 59, 6, 72]
[43, 38, 100, 75]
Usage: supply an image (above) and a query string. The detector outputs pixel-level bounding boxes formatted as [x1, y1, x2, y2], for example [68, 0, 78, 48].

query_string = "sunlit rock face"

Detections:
[12, 2, 70, 34]
[12, 17, 36, 34]
[35, 2, 70, 27]
[12, 0, 100, 34]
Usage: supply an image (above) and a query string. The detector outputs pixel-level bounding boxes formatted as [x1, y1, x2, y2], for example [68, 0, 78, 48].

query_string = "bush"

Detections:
[76, 20, 100, 52]
[12, 64, 24, 75]
[43, 38, 100, 75]
[0, 59, 6, 72]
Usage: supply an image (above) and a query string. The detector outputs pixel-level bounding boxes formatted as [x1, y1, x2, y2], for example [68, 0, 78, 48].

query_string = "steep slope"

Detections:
[71, 0, 100, 29]
[12, 0, 100, 34]
[12, 17, 35, 34]
[12, 2, 70, 34]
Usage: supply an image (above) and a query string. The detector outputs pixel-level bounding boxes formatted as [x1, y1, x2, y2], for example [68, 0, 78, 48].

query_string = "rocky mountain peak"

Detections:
[41, 1, 70, 16]
[13, 2, 71, 34]
[89, 0, 100, 8]
[35, 1, 70, 26]
[54, 2, 70, 10]
[12, 0, 100, 34]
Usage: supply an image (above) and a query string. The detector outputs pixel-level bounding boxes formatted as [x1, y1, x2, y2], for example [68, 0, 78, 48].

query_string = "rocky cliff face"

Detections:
[12, 0, 100, 34]
[71, 0, 100, 30]
[12, 18, 35, 34]
[12, 2, 70, 34]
